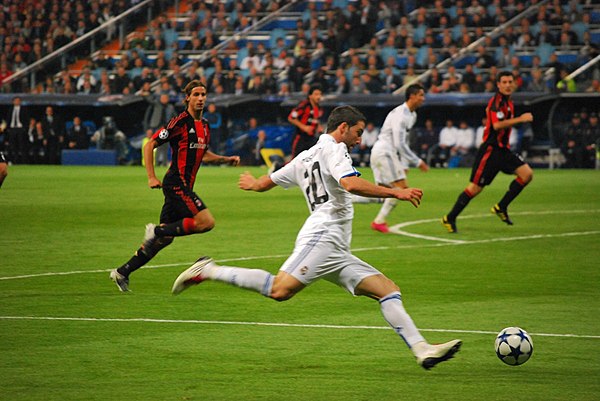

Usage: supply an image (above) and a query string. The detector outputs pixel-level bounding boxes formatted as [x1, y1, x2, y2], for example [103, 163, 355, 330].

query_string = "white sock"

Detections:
[206, 265, 274, 297]
[374, 198, 398, 224]
[379, 291, 426, 349]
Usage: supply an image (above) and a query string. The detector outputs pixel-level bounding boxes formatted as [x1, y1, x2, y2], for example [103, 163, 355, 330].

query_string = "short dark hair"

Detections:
[406, 83, 425, 99]
[496, 71, 513, 82]
[308, 83, 323, 95]
[326, 105, 366, 133]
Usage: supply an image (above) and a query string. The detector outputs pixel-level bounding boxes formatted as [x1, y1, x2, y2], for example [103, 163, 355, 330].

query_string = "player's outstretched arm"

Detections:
[340, 176, 422, 208]
[239, 171, 278, 192]
[203, 150, 240, 166]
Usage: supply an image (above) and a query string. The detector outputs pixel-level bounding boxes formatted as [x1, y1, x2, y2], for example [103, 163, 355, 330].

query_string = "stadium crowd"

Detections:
[1, 0, 598, 96]
[0, 0, 599, 168]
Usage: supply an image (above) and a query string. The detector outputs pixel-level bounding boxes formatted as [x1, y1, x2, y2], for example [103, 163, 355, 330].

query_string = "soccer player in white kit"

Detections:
[172, 105, 461, 369]
[369, 84, 430, 233]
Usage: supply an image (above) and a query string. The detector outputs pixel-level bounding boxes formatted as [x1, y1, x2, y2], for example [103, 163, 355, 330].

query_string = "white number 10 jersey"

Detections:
[270, 134, 360, 248]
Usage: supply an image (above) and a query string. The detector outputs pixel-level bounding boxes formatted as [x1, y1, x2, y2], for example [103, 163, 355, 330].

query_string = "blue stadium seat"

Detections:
[557, 53, 578, 65]
[396, 56, 407, 68]
[518, 54, 534, 67]
[454, 55, 477, 68]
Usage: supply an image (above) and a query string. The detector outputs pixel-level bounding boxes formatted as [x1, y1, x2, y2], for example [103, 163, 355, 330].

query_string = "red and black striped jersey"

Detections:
[483, 92, 514, 149]
[152, 110, 210, 189]
[288, 99, 322, 137]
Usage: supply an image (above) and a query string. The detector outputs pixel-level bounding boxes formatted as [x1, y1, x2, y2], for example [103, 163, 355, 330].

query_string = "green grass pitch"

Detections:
[1, 165, 599, 400]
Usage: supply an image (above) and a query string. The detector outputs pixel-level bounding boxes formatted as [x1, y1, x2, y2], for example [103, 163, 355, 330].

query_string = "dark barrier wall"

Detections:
[1, 92, 598, 147]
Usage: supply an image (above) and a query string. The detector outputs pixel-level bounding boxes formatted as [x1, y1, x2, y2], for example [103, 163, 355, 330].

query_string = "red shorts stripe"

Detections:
[473, 146, 493, 185]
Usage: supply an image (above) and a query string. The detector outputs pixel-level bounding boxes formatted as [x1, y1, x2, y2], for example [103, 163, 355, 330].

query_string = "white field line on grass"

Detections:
[388, 209, 600, 242]
[0, 315, 598, 339]
[1, 209, 600, 281]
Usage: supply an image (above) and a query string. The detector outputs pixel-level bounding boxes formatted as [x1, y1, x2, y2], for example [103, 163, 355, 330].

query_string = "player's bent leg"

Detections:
[269, 272, 306, 302]
[192, 209, 215, 233]
[515, 163, 533, 185]
[354, 274, 399, 299]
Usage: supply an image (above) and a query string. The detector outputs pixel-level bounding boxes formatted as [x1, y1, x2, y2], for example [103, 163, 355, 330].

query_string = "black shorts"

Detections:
[470, 145, 525, 187]
[159, 186, 207, 224]
[0, 152, 6, 164]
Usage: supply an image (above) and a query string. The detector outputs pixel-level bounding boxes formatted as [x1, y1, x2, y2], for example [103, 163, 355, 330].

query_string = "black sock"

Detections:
[498, 179, 525, 210]
[447, 191, 473, 221]
[117, 248, 151, 277]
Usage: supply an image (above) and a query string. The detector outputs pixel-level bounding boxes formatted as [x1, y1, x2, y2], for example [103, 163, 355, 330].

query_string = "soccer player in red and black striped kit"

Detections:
[442, 71, 534, 233]
[110, 80, 240, 291]
[288, 84, 323, 159]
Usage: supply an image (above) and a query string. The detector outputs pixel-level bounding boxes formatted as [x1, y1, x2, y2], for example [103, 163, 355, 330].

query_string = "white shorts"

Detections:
[369, 149, 407, 185]
[279, 233, 381, 295]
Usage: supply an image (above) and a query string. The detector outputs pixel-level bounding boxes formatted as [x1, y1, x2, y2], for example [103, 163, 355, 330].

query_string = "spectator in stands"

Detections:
[289, 45, 311, 92]
[78, 78, 96, 94]
[443, 65, 462, 90]
[359, 0, 378, 46]
[6, 96, 28, 163]
[527, 68, 549, 92]
[583, 113, 599, 168]
[204, 103, 225, 154]
[511, 68, 524, 91]
[381, 66, 402, 94]
[252, 129, 267, 166]
[437, 119, 458, 168]
[475, 45, 495, 69]
[561, 113, 585, 168]
[535, 22, 555, 46]
[403, 66, 419, 87]
[109, 65, 131, 94]
[91, 116, 129, 165]
[556, 68, 577, 93]
[474, 115, 487, 147]
[585, 79, 600, 93]
[261, 66, 278, 95]
[76, 67, 97, 92]
[30, 120, 48, 165]
[451, 120, 476, 167]
[355, 121, 379, 167]
[65, 116, 90, 150]
[40, 106, 64, 164]
[414, 118, 439, 164]
[424, 67, 442, 93]
[461, 64, 477, 89]
[245, 69, 264, 94]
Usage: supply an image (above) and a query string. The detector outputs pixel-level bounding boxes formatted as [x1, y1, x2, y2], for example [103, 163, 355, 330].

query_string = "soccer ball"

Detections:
[495, 327, 533, 366]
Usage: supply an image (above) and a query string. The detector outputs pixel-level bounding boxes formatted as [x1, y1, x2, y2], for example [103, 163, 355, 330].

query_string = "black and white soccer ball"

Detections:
[495, 326, 533, 366]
